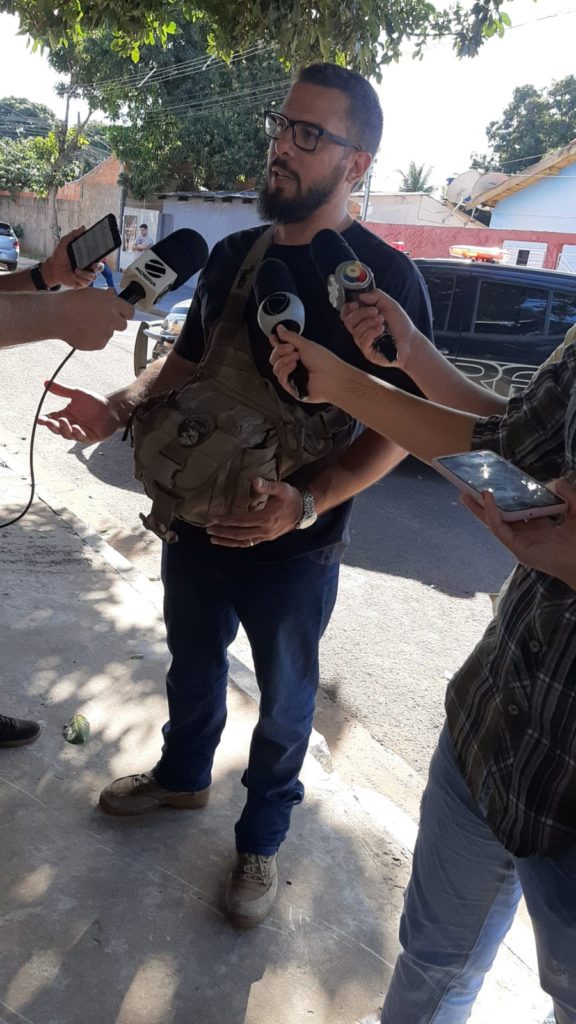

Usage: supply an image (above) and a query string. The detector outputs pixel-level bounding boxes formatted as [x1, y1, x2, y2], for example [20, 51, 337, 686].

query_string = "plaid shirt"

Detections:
[446, 343, 576, 858]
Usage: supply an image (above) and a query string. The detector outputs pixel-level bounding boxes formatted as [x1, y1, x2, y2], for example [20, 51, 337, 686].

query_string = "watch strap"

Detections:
[295, 486, 318, 529]
[30, 263, 60, 292]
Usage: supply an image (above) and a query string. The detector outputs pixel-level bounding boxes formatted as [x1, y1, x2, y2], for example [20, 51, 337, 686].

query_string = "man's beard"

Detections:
[258, 160, 346, 224]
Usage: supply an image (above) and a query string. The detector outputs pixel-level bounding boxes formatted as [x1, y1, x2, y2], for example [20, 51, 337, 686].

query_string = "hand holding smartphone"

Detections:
[433, 451, 568, 521]
[67, 214, 122, 272]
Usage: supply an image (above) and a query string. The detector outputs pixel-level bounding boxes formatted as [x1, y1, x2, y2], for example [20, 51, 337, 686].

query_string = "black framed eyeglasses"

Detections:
[264, 110, 361, 153]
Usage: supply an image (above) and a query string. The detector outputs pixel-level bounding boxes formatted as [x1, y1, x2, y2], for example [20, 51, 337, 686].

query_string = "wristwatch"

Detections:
[30, 263, 60, 292]
[295, 486, 318, 530]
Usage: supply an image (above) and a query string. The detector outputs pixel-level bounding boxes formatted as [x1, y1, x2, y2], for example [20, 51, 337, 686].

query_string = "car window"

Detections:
[473, 281, 548, 336]
[0, 223, 13, 236]
[169, 304, 191, 317]
[549, 291, 576, 336]
[421, 272, 456, 332]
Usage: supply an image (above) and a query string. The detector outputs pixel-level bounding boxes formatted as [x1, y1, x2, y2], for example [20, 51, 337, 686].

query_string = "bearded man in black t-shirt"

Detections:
[39, 63, 432, 929]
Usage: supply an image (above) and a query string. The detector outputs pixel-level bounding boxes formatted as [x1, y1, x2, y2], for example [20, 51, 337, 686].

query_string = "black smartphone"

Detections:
[67, 213, 122, 271]
[434, 451, 568, 521]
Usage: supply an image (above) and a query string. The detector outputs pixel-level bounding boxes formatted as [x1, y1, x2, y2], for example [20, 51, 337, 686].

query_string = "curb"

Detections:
[0, 448, 545, 1008]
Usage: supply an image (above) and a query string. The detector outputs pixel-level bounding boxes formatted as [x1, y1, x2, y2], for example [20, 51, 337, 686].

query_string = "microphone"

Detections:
[310, 229, 398, 363]
[119, 229, 209, 312]
[255, 258, 309, 400]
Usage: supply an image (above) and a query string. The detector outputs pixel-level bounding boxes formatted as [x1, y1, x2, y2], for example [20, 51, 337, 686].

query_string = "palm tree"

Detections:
[397, 160, 434, 193]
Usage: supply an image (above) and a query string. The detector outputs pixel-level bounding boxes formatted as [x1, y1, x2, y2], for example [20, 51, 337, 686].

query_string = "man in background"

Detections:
[132, 223, 154, 253]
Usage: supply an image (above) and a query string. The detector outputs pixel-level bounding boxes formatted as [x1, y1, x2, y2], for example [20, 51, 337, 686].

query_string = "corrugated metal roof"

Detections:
[464, 138, 576, 208]
[156, 190, 259, 202]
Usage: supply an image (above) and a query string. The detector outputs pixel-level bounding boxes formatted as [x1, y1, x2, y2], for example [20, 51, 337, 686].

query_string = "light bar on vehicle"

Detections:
[449, 245, 510, 264]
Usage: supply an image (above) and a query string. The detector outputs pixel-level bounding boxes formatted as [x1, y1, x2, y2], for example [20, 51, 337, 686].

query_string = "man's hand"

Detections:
[270, 324, 347, 404]
[341, 290, 425, 371]
[38, 382, 121, 443]
[56, 289, 133, 350]
[41, 227, 100, 289]
[207, 478, 304, 547]
[462, 480, 576, 589]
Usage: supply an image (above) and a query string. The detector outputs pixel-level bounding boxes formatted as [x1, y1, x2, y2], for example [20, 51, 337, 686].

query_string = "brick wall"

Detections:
[365, 222, 576, 270]
[0, 157, 124, 263]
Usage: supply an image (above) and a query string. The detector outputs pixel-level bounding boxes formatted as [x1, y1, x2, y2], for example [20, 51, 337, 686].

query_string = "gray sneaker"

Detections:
[225, 852, 278, 928]
[99, 771, 210, 816]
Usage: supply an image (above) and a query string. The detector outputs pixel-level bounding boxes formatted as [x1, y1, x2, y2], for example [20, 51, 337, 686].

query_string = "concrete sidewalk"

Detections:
[0, 458, 551, 1024]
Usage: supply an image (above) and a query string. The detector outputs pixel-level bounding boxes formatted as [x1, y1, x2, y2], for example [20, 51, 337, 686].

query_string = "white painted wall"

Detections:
[558, 244, 576, 273]
[502, 239, 547, 268]
[160, 197, 265, 253]
[362, 192, 480, 228]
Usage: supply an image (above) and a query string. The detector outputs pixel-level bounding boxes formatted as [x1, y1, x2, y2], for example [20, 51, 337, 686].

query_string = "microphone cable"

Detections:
[0, 348, 76, 529]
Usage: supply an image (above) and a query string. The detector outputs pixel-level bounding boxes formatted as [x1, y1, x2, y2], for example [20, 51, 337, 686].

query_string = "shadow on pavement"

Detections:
[345, 457, 515, 598]
[0, 498, 404, 1024]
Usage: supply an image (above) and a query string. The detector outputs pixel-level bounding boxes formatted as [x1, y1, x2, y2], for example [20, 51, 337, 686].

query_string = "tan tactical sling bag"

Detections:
[129, 228, 356, 542]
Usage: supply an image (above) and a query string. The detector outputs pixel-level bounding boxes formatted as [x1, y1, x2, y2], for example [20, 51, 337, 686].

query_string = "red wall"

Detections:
[365, 222, 576, 270]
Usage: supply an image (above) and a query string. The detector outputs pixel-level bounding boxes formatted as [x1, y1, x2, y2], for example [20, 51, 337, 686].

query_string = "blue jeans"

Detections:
[89, 264, 115, 290]
[154, 539, 339, 856]
[382, 724, 576, 1024]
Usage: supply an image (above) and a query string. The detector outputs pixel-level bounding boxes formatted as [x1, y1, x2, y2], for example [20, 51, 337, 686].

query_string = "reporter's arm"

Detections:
[342, 291, 506, 416]
[0, 289, 132, 350]
[0, 292, 58, 346]
[0, 267, 49, 293]
[272, 326, 478, 463]
[0, 228, 99, 292]
[333, 366, 478, 462]
[405, 332, 507, 416]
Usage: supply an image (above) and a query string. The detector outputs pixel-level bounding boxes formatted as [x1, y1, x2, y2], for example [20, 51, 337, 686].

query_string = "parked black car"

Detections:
[415, 257, 576, 397]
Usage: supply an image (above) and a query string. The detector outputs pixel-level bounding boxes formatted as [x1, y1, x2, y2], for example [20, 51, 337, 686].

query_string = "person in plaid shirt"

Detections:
[270, 293, 576, 1024]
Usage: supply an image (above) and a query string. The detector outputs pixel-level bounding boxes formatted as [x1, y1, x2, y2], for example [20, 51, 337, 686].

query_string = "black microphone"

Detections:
[119, 229, 209, 311]
[310, 229, 398, 363]
[255, 258, 309, 400]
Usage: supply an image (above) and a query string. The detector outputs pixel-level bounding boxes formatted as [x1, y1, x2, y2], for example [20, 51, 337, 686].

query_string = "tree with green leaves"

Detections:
[47, 22, 290, 198]
[397, 161, 434, 194]
[0, 97, 55, 139]
[471, 75, 576, 173]
[0, 128, 87, 197]
[2, 0, 518, 79]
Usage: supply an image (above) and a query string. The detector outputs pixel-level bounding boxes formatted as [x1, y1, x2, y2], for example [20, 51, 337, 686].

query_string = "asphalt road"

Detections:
[0, 328, 515, 780]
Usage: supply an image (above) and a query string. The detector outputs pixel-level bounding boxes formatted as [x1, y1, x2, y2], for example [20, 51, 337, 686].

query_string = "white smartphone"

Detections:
[433, 450, 568, 521]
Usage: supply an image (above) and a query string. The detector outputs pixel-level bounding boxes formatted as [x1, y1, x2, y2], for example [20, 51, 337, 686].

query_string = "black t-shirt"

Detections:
[173, 220, 433, 563]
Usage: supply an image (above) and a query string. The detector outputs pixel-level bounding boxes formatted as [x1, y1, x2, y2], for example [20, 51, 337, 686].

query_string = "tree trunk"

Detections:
[47, 184, 61, 246]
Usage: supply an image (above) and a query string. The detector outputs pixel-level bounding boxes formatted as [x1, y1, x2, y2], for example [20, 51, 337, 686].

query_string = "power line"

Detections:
[106, 79, 289, 126]
[66, 43, 273, 94]
[0, 80, 288, 144]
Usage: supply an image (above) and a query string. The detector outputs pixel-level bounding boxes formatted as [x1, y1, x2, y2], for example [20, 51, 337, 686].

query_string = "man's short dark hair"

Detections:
[140, 223, 148, 229]
[296, 63, 383, 156]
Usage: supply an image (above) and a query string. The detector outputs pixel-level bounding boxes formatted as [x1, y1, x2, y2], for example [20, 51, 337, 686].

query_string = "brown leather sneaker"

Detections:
[98, 771, 210, 816]
[225, 852, 278, 928]
[0, 714, 40, 747]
